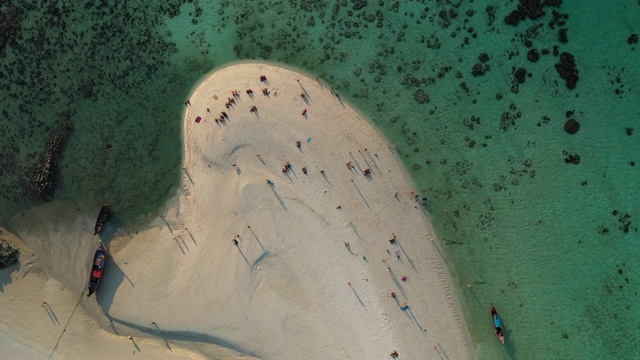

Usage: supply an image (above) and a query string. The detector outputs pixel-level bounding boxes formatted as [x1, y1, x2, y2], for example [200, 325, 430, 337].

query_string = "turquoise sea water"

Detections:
[1, 1, 639, 359]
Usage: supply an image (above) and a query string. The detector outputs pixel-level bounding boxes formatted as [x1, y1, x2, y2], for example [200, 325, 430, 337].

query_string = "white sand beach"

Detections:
[0, 62, 473, 359]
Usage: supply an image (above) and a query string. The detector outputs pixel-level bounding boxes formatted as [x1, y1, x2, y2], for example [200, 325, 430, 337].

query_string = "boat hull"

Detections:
[87, 244, 106, 297]
[491, 307, 505, 345]
[94, 204, 110, 235]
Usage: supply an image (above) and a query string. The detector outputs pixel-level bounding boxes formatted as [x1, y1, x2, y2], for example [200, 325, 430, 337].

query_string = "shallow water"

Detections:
[1, 1, 639, 359]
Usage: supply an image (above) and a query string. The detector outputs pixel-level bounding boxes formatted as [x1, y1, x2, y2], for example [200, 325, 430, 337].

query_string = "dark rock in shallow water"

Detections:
[558, 28, 568, 43]
[471, 63, 488, 76]
[626, 127, 633, 136]
[543, 0, 563, 6]
[0, 240, 20, 269]
[564, 119, 579, 134]
[527, 49, 540, 62]
[555, 52, 579, 89]
[563, 151, 580, 164]
[514, 68, 527, 84]
[628, 34, 638, 45]
[478, 53, 490, 63]
[504, 0, 548, 26]
[413, 89, 430, 104]
[504, 10, 522, 26]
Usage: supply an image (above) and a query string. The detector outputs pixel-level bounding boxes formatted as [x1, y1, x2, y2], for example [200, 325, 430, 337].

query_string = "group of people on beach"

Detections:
[195, 73, 418, 358]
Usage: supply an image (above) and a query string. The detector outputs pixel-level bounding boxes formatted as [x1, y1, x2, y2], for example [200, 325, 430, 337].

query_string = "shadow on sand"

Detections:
[107, 315, 262, 359]
[43, 302, 60, 325]
[96, 250, 135, 316]
[0, 261, 18, 292]
[348, 283, 367, 310]
[268, 184, 287, 210]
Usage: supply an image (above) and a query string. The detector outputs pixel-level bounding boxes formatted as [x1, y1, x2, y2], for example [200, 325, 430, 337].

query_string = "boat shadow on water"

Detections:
[494, 311, 517, 360]
[505, 340, 517, 360]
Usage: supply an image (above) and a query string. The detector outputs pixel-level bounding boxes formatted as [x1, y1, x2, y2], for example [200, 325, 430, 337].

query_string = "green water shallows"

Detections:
[1, 1, 639, 359]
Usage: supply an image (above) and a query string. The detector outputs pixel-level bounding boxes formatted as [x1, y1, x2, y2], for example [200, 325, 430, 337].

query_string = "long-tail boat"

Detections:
[94, 204, 110, 235]
[87, 243, 107, 297]
[491, 307, 505, 345]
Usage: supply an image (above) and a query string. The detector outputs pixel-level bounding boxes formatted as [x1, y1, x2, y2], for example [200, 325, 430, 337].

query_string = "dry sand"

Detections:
[0, 61, 474, 359]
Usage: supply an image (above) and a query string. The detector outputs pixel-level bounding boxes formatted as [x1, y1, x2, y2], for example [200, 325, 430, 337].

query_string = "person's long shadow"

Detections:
[131, 338, 141, 352]
[348, 283, 367, 310]
[434, 342, 451, 360]
[43, 303, 60, 325]
[403, 306, 426, 335]
[349, 222, 361, 240]
[248, 227, 266, 252]
[351, 181, 371, 210]
[365, 150, 382, 174]
[299, 83, 311, 100]
[388, 268, 406, 297]
[173, 236, 186, 255]
[236, 246, 251, 268]
[320, 170, 330, 184]
[160, 215, 174, 235]
[178, 235, 190, 253]
[283, 170, 293, 183]
[269, 184, 287, 210]
[396, 240, 417, 273]
[186, 228, 197, 246]
[345, 242, 353, 254]
[359, 151, 373, 173]
[182, 168, 194, 185]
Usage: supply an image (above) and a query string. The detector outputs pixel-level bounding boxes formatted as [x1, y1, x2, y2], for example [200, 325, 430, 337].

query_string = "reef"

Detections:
[504, 0, 547, 26]
[564, 119, 579, 134]
[0, 240, 19, 269]
[413, 89, 430, 104]
[26, 121, 74, 200]
[563, 151, 580, 164]
[558, 28, 568, 43]
[0, 4, 23, 59]
[554, 52, 579, 89]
